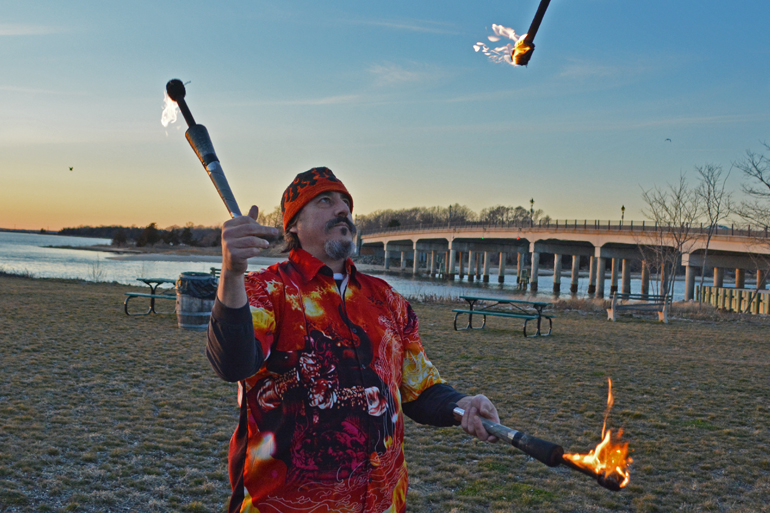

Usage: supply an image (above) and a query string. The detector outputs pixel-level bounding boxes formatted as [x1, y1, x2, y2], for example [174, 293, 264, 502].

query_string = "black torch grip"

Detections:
[451, 404, 564, 467]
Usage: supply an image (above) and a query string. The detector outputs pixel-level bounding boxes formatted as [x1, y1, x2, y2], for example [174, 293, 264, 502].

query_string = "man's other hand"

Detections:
[221, 205, 280, 274]
[457, 394, 499, 443]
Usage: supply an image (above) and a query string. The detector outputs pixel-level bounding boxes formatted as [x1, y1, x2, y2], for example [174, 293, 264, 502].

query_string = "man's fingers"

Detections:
[479, 401, 500, 423]
[228, 236, 271, 250]
[248, 205, 259, 221]
[225, 219, 279, 239]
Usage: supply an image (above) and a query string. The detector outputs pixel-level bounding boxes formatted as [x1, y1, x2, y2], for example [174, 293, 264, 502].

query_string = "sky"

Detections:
[1, 0, 769, 231]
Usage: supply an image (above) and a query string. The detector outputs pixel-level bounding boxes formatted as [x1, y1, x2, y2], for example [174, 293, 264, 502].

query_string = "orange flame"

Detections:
[563, 378, 632, 488]
[511, 36, 533, 66]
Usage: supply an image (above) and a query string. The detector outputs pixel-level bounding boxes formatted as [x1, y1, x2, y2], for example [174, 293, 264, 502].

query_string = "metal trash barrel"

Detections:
[175, 272, 217, 331]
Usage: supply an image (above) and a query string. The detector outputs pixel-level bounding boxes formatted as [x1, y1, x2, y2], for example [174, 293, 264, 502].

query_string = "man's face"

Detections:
[291, 191, 356, 262]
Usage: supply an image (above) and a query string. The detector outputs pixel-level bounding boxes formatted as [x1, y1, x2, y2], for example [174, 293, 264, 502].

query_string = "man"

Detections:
[207, 167, 499, 513]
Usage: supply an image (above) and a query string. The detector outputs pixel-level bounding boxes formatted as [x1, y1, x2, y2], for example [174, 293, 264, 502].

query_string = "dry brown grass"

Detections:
[1, 276, 769, 512]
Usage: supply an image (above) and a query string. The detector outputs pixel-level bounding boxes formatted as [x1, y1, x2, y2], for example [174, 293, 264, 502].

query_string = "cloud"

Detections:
[559, 59, 654, 80]
[230, 94, 368, 107]
[0, 85, 85, 95]
[0, 24, 59, 36]
[345, 18, 459, 35]
[368, 63, 440, 86]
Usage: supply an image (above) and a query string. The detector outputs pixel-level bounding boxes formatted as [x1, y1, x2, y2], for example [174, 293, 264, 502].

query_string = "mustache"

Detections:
[324, 216, 357, 235]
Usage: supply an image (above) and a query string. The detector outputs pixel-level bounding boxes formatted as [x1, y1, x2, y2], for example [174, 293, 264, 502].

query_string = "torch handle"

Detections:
[185, 124, 242, 218]
[524, 0, 552, 43]
[452, 405, 564, 467]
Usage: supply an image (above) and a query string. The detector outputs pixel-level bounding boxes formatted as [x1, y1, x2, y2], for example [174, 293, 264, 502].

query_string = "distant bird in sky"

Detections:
[69, 167, 73, 171]
[665, 138, 672, 142]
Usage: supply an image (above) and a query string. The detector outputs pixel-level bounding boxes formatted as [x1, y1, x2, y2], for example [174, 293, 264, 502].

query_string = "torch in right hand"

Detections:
[164, 79, 242, 218]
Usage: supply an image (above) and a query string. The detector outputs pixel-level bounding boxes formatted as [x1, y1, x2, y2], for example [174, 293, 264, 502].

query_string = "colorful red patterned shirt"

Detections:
[223, 249, 451, 513]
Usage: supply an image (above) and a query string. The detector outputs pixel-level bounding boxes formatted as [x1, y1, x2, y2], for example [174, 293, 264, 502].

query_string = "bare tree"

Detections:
[734, 142, 770, 228]
[733, 143, 770, 312]
[639, 173, 703, 298]
[694, 164, 732, 302]
[258, 205, 284, 231]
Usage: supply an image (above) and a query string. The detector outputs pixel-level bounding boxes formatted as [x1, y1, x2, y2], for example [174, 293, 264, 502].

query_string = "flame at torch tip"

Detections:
[563, 377, 632, 489]
[474, 24, 528, 66]
[161, 91, 179, 128]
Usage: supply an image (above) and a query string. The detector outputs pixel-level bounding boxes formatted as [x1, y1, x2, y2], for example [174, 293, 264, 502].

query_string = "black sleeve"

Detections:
[402, 383, 467, 427]
[206, 298, 264, 382]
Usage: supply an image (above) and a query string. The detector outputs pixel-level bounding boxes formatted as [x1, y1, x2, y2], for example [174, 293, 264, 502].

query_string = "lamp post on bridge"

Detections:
[530, 198, 534, 227]
[621, 205, 625, 226]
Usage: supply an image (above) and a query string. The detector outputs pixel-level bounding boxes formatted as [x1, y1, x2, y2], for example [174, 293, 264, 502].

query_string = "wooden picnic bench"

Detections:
[453, 295, 554, 337]
[124, 278, 177, 316]
[606, 292, 671, 323]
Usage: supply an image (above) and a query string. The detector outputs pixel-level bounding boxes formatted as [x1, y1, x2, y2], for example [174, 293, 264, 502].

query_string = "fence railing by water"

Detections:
[697, 285, 770, 315]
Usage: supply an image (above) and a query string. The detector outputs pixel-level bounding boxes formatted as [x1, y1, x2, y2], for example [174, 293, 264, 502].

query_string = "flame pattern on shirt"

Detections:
[228, 249, 443, 513]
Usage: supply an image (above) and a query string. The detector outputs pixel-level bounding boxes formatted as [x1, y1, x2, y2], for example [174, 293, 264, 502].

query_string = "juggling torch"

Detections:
[165, 79, 242, 218]
[512, 0, 552, 66]
[451, 405, 626, 491]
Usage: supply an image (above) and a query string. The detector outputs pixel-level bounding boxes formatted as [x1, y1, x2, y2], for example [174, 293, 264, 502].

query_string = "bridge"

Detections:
[358, 219, 770, 301]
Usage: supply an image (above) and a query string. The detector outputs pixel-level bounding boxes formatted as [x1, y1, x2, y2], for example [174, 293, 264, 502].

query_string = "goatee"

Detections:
[325, 239, 356, 261]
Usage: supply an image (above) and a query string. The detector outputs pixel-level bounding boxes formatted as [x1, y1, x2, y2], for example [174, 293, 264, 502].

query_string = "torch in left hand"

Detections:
[165, 79, 242, 217]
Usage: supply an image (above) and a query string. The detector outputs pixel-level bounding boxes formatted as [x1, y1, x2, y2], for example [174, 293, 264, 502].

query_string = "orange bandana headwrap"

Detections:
[281, 167, 353, 230]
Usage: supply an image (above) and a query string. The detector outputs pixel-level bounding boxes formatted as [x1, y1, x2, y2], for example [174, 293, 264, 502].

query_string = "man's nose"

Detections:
[333, 196, 351, 217]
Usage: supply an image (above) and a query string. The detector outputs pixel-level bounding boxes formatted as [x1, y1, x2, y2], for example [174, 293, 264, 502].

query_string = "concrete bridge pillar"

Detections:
[570, 255, 580, 293]
[595, 257, 607, 298]
[569, 255, 580, 294]
[516, 253, 523, 283]
[714, 267, 724, 287]
[476, 253, 482, 280]
[684, 265, 697, 301]
[468, 252, 476, 282]
[641, 261, 650, 297]
[448, 250, 456, 279]
[758, 270, 766, 290]
[429, 251, 436, 276]
[498, 252, 506, 283]
[458, 252, 465, 279]
[400, 251, 407, 271]
[384, 251, 391, 270]
[482, 252, 490, 282]
[621, 259, 631, 294]
[588, 256, 597, 294]
[530, 252, 540, 292]
[553, 254, 562, 294]
[610, 258, 619, 294]
[413, 249, 419, 274]
[735, 268, 745, 289]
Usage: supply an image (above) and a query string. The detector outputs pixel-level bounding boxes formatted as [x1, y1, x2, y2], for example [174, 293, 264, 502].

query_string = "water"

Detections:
[0, 232, 694, 300]
[0, 232, 258, 291]
[376, 269, 690, 301]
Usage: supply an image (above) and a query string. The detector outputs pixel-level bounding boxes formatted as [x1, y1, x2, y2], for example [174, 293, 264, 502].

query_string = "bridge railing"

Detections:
[361, 220, 770, 239]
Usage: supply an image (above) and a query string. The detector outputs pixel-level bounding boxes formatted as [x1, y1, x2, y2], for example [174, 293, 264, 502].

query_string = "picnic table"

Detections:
[124, 278, 177, 316]
[453, 295, 554, 337]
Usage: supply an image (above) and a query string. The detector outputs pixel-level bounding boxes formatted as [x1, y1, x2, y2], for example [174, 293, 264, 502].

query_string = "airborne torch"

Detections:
[164, 79, 242, 218]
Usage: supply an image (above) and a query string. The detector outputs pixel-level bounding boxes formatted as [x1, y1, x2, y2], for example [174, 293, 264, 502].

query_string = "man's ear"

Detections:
[289, 226, 299, 234]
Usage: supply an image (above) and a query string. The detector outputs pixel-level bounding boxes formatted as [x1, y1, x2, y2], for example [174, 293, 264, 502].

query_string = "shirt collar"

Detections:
[289, 248, 358, 284]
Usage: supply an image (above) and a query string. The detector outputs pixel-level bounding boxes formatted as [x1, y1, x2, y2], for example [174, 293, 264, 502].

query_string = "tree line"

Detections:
[58, 223, 222, 247]
[353, 203, 550, 233]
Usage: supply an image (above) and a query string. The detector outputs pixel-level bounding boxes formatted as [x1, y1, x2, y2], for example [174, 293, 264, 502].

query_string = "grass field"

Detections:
[1, 275, 769, 512]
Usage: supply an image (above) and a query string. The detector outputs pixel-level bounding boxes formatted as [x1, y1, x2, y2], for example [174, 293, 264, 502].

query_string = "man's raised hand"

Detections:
[221, 205, 280, 274]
